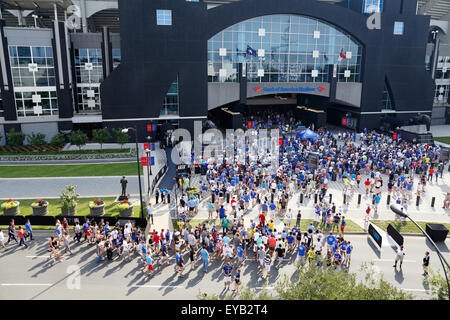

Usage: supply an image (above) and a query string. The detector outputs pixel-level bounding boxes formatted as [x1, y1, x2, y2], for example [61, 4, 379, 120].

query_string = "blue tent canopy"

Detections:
[296, 128, 318, 140]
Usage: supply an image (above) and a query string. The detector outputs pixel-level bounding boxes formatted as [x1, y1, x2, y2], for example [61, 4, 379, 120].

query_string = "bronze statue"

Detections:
[120, 176, 128, 197]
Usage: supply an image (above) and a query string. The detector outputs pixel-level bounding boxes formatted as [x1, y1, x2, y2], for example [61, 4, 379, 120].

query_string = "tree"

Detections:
[92, 128, 112, 151]
[113, 128, 129, 150]
[425, 267, 450, 300]
[50, 133, 66, 148]
[26, 132, 47, 146]
[6, 129, 25, 147]
[199, 263, 413, 300]
[69, 130, 88, 151]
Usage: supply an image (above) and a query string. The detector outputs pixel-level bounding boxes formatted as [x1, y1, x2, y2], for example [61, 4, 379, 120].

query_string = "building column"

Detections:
[52, 21, 74, 119]
[80, 0, 88, 33]
[0, 19, 17, 121]
[102, 26, 112, 79]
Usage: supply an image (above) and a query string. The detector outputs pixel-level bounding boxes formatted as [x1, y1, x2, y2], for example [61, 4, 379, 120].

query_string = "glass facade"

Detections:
[0, 91, 3, 118]
[8, 45, 58, 117]
[381, 83, 394, 110]
[112, 48, 121, 69]
[434, 85, 449, 105]
[208, 15, 362, 83]
[160, 77, 179, 116]
[393, 22, 404, 35]
[74, 48, 103, 112]
[363, 0, 383, 13]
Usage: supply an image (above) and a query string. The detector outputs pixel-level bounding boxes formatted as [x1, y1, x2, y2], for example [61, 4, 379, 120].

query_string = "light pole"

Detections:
[145, 149, 152, 195]
[390, 204, 450, 300]
[122, 127, 144, 220]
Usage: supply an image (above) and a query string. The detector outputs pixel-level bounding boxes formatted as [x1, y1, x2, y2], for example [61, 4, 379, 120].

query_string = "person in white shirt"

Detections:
[286, 209, 293, 226]
[393, 245, 405, 269]
[0, 229, 7, 250]
[222, 244, 233, 264]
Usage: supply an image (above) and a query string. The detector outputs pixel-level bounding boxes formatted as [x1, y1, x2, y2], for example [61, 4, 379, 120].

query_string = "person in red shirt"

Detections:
[259, 213, 266, 226]
[268, 236, 276, 257]
[17, 226, 28, 248]
[364, 178, 371, 194]
[153, 230, 160, 254]
[428, 168, 434, 182]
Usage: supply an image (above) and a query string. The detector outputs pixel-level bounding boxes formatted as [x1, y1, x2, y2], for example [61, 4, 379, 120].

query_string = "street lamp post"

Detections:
[390, 204, 450, 300]
[145, 149, 152, 195]
[122, 127, 144, 220]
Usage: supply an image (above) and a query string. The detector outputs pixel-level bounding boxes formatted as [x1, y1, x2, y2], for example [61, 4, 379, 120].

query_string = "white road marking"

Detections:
[26, 255, 49, 258]
[1, 283, 52, 286]
[255, 286, 274, 290]
[373, 259, 417, 263]
[131, 285, 184, 289]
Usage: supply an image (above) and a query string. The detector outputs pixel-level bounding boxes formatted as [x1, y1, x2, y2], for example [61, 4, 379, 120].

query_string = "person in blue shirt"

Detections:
[287, 232, 295, 251]
[326, 233, 336, 250]
[236, 246, 245, 267]
[333, 251, 342, 268]
[145, 253, 154, 277]
[25, 219, 33, 241]
[223, 262, 233, 290]
[344, 241, 353, 267]
[297, 242, 306, 263]
[200, 246, 209, 272]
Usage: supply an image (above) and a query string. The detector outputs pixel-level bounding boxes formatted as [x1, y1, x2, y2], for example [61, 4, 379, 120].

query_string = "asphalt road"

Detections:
[0, 176, 142, 199]
[0, 233, 448, 300]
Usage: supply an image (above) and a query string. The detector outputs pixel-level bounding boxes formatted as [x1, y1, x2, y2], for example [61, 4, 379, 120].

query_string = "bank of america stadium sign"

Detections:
[253, 86, 325, 93]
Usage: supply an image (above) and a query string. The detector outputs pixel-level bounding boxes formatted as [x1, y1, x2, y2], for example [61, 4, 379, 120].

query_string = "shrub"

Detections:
[59, 184, 79, 210]
[50, 133, 66, 148]
[6, 129, 25, 147]
[113, 128, 129, 150]
[118, 199, 131, 211]
[26, 132, 47, 146]
[69, 130, 88, 151]
[31, 199, 48, 207]
[92, 128, 112, 151]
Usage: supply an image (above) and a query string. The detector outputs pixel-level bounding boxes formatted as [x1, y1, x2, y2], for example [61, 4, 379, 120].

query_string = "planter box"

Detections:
[119, 206, 134, 217]
[31, 205, 48, 216]
[2, 202, 20, 216]
[89, 205, 105, 216]
[61, 206, 77, 216]
[426, 223, 449, 242]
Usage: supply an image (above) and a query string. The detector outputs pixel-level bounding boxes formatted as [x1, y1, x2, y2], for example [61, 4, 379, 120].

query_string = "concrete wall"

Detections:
[208, 82, 239, 110]
[335, 82, 362, 107]
[4, 27, 53, 46]
[21, 121, 59, 144]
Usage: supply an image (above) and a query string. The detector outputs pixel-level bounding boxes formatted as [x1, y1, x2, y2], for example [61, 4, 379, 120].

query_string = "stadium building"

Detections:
[0, 0, 445, 143]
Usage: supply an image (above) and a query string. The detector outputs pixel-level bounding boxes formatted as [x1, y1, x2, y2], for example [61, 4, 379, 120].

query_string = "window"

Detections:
[156, 10, 172, 26]
[363, 0, 383, 13]
[207, 14, 363, 83]
[160, 77, 179, 116]
[8, 45, 58, 117]
[434, 85, 449, 105]
[186, 0, 199, 2]
[73, 48, 103, 112]
[393, 22, 404, 35]
[112, 49, 121, 69]
[381, 81, 395, 110]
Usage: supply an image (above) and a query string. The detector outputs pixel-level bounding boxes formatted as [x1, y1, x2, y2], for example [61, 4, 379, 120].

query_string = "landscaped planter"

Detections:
[119, 205, 134, 217]
[89, 205, 105, 216]
[31, 199, 49, 216]
[32, 205, 48, 216]
[2, 201, 20, 216]
[61, 206, 77, 216]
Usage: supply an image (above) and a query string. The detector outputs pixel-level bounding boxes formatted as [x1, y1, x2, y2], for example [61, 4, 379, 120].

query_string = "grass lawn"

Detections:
[372, 220, 450, 234]
[0, 148, 131, 156]
[0, 197, 141, 218]
[434, 137, 450, 145]
[172, 218, 364, 233]
[0, 162, 142, 178]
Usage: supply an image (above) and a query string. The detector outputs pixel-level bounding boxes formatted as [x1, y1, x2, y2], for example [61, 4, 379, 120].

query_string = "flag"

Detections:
[278, 138, 283, 146]
[248, 121, 252, 128]
[246, 45, 257, 57]
[150, 143, 155, 151]
[143, 143, 149, 150]
[147, 124, 156, 132]
[150, 156, 155, 166]
[141, 157, 148, 166]
[337, 49, 346, 63]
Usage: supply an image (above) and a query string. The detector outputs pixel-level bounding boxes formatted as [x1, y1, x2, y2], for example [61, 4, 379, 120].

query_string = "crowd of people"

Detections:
[0, 110, 447, 290]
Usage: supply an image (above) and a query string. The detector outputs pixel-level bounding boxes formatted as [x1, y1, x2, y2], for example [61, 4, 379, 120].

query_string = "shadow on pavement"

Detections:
[367, 236, 382, 258]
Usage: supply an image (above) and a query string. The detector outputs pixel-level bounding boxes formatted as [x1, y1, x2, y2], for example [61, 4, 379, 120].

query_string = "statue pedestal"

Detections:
[398, 125, 434, 144]
[117, 195, 129, 201]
